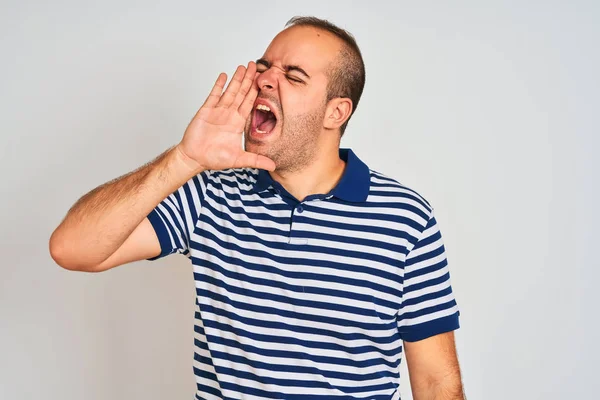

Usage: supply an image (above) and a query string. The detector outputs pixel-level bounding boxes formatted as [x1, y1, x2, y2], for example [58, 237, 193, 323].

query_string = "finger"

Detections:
[201, 73, 227, 109]
[231, 61, 257, 109]
[217, 65, 246, 108]
[238, 71, 260, 118]
[234, 151, 276, 171]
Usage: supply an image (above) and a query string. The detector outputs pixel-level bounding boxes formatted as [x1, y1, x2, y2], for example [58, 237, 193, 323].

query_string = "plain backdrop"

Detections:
[1, 1, 598, 399]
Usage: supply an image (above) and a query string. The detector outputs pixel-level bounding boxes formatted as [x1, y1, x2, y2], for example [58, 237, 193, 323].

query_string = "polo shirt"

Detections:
[146, 148, 460, 400]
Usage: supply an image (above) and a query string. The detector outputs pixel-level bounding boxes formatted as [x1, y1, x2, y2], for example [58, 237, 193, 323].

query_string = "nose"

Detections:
[257, 68, 278, 92]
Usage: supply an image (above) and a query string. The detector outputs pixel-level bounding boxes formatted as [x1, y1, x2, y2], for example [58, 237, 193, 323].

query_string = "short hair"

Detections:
[284, 16, 366, 137]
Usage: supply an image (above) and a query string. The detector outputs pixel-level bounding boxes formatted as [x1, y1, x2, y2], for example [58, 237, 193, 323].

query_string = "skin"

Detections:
[242, 25, 465, 398]
[50, 23, 464, 399]
[405, 331, 465, 399]
[242, 25, 353, 202]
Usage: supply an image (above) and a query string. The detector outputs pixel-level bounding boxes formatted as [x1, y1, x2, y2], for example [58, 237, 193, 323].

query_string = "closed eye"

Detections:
[287, 75, 304, 83]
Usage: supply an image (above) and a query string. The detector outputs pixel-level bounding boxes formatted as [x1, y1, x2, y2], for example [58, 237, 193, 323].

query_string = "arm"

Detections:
[404, 331, 465, 400]
[397, 205, 463, 398]
[49, 61, 275, 272]
[49, 146, 203, 272]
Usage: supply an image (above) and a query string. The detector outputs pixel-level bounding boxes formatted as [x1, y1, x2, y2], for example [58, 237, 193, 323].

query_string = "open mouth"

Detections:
[252, 104, 278, 135]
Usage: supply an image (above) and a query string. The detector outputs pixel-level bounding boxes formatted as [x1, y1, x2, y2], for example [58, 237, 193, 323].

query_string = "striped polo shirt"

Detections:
[146, 148, 460, 400]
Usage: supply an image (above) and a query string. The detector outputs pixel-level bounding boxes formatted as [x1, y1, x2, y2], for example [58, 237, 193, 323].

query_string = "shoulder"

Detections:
[367, 168, 434, 223]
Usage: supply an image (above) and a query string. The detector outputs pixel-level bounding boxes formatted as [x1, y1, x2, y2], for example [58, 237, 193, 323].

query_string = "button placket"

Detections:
[288, 202, 308, 245]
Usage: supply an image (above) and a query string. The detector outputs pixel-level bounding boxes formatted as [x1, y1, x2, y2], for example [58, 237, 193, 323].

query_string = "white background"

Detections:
[1, 1, 598, 399]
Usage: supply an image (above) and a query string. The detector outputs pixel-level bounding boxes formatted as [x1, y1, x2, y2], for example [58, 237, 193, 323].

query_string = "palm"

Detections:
[179, 62, 275, 172]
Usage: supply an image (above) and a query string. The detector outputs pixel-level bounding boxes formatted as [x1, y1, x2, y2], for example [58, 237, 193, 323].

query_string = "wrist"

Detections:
[171, 144, 206, 176]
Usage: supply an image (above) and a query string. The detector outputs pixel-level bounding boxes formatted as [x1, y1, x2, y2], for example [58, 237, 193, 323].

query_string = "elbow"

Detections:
[49, 233, 78, 271]
[49, 228, 69, 268]
[49, 229, 96, 272]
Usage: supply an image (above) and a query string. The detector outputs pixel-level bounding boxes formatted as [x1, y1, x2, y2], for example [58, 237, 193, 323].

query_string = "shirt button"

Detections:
[296, 205, 304, 213]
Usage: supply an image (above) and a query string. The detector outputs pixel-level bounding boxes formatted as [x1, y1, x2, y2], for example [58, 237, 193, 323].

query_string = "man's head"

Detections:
[244, 16, 366, 172]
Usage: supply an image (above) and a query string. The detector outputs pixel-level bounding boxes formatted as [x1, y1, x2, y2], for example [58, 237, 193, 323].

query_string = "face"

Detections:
[244, 26, 342, 172]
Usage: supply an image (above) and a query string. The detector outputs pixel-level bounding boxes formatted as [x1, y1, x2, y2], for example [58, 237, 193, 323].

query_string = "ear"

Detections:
[323, 97, 353, 131]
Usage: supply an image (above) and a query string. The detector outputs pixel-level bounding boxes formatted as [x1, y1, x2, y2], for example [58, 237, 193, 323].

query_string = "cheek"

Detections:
[279, 89, 316, 117]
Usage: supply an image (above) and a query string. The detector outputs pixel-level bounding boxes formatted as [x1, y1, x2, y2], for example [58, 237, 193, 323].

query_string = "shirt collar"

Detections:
[253, 148, 370, 202]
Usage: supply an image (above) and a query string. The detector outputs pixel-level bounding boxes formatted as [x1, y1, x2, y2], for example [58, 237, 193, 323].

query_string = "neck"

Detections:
[270, 143, 346, 202]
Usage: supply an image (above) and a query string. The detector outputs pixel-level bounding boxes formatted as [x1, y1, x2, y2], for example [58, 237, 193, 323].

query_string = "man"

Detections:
[50, 16, 464, 400]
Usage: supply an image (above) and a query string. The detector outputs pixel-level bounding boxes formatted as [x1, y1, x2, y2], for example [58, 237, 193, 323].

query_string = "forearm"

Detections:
[49, 145, 202, 269]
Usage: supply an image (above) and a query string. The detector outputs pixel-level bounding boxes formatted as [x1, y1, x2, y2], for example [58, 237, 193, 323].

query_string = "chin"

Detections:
[244, 135, 269, 155]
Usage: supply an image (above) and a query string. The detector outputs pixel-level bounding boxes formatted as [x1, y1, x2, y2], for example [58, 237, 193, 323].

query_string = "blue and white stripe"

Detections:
[147, 148, 459, 400]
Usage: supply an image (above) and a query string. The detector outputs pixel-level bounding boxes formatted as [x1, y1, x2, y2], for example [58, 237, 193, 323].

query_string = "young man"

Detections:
[50, 16, 464, 400]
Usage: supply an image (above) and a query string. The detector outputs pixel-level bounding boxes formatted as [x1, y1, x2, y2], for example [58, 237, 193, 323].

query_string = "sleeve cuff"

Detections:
[146, 209, 173, 261]
[400, 312, 460, 342]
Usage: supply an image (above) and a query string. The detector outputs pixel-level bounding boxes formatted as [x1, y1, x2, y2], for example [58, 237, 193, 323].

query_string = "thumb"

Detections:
[234, 151, 276, 171]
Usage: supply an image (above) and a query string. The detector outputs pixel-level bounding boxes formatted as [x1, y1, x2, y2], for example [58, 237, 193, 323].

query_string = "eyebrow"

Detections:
[256, 58, 311, 79]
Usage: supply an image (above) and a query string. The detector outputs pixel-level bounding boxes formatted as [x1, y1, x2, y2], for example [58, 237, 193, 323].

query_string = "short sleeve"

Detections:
[146, 170, 210, 261]
[397, 208, 460, 342]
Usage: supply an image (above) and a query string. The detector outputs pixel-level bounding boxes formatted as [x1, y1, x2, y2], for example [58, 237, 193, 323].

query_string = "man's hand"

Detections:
[50, 62, 276, 272]
[404, 331, 465, 399]
[176, 61, 276, 174]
